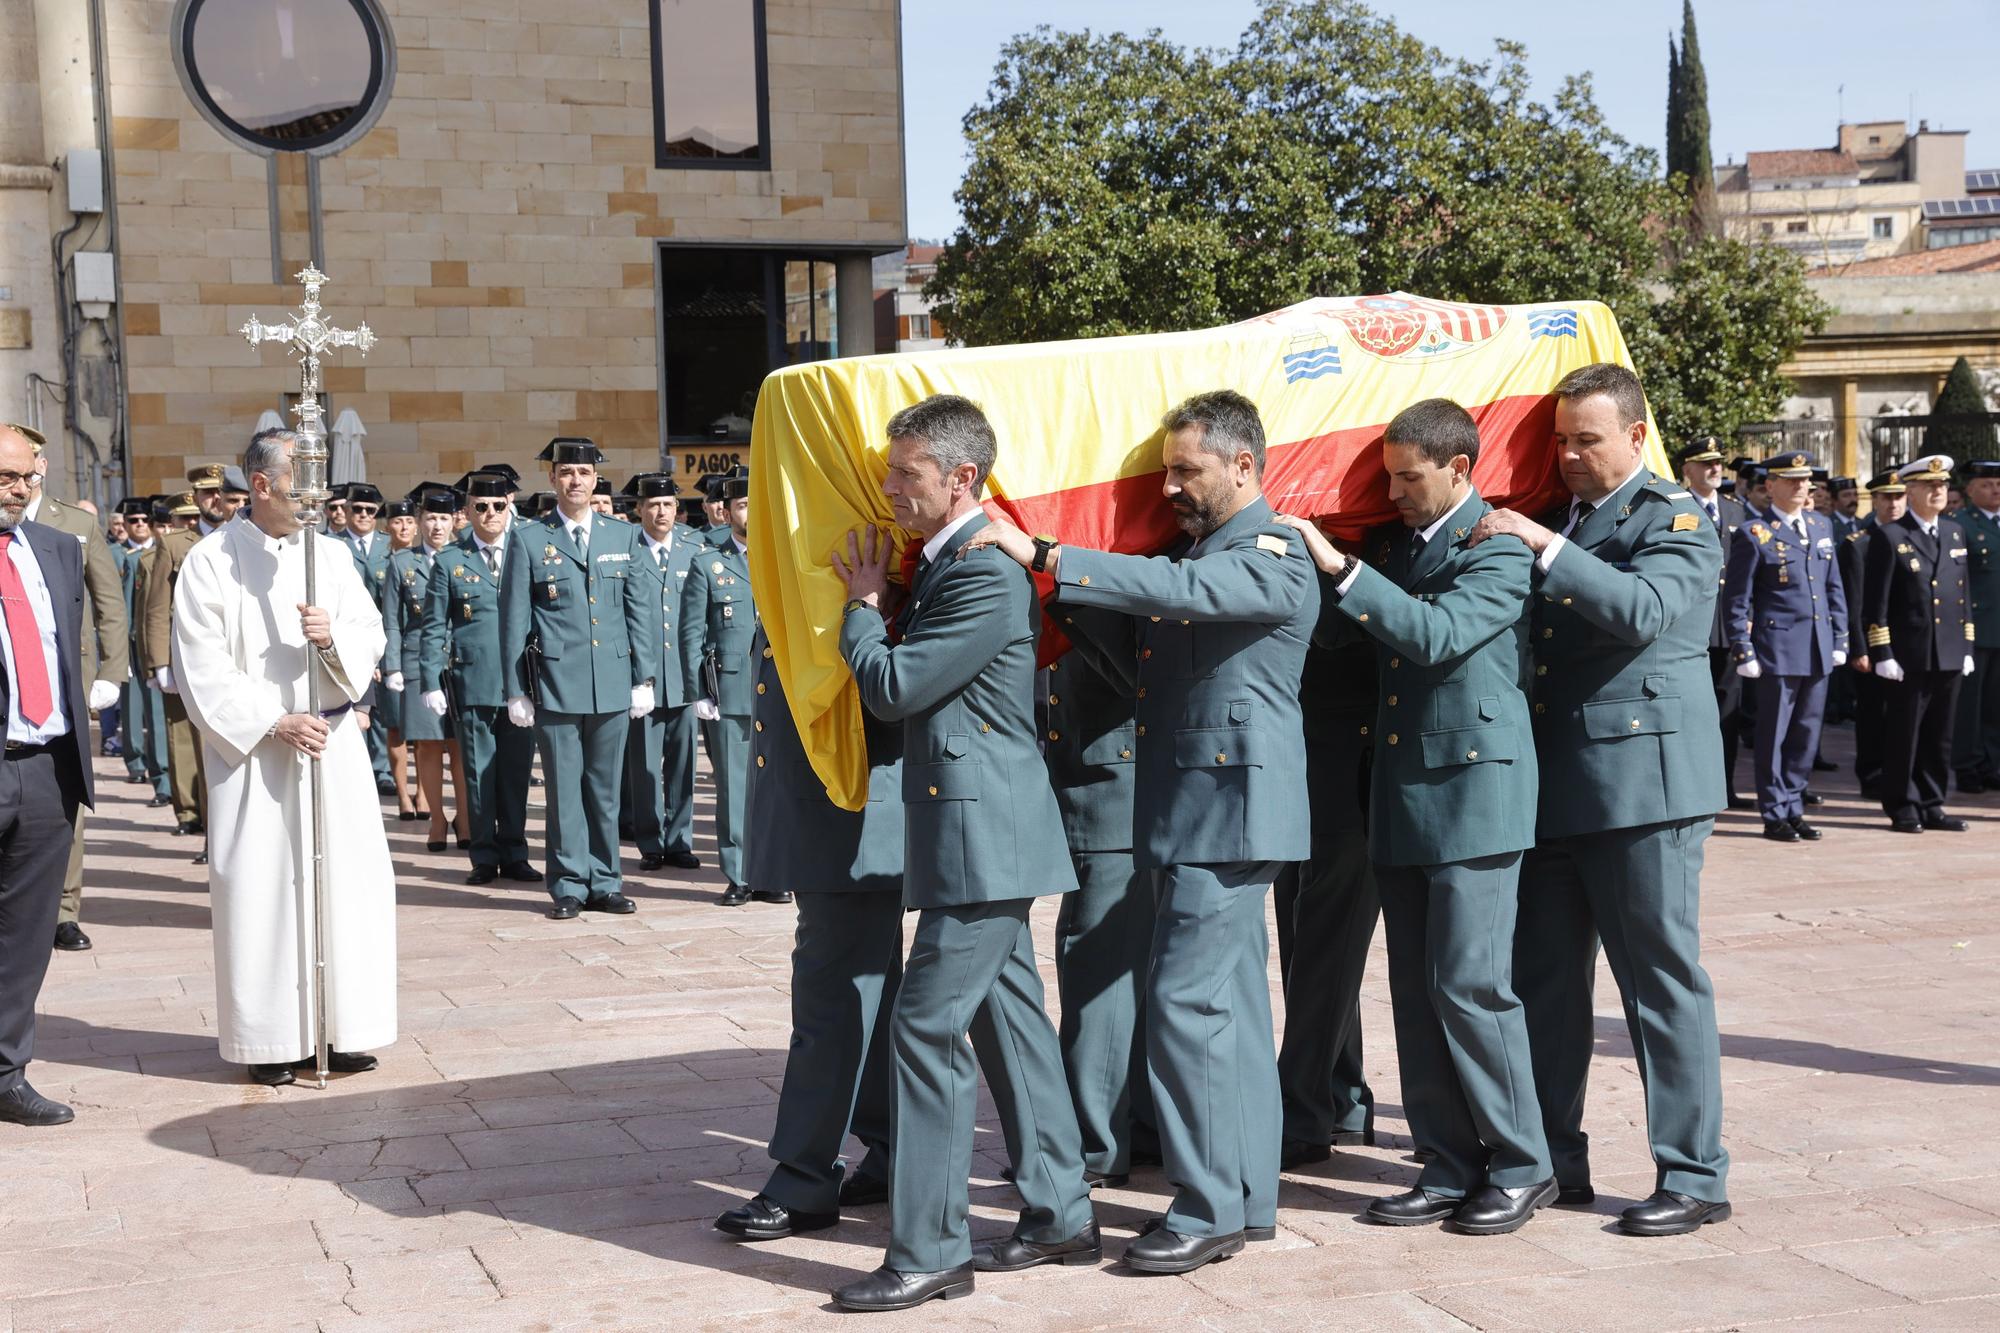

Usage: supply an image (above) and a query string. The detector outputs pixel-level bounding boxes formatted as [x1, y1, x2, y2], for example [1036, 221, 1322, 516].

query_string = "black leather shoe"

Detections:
[1812, 756, 1837, 772]
[1137, 1216, 1274, 1243]
[714, 1194, 836, 1240]
[661, 849, 700, 869]
[1129, 1144, 1164, 1168]
[146, 794, 172, 806]
[838, 1172, 889, 1207]
[1959, 775, 1989, 794]
[289, 1051, 379, 1074]
[1761, 820, 1800, 842]
[248, 1063, 296, 1087]
[0, 1082, 75, 1125]
[1447, 1178, 1557, 1235]
[1123, 1226, 1243, 1274]
[53, 922, 91, 952]
[1365, 1187, 1461, 1226]
[583, 892, 636, 914]
[1084, 1169, 1128, 1189]
[638, 852, 671, 871]
[1726, 794, 1754, 811]
[192, 851, 207, 865]
[1556, 1184, 1596, 1206]
[1281, 1138, 1331, 1169]
[1803, 789, 1826, 806]
[426, 840, 447, 853]
[1889, 818, 1924, 834]
[1789, 817, 1822, 841]
[974, 1219, 1101, 1272]
[750, 889, 793, 904]
[502, 861, 542, 882]
[1330, 1118, 1377, 1148]
[718, 884, 751, 907]
[548, 898, 581, 920]
[1922, 813, 1970, 832]
[174, 820, 198, 836]
[833, 1263, 974, 1311]
[1619, 1189, 1732, 1236]
[465, 864, 499, 885]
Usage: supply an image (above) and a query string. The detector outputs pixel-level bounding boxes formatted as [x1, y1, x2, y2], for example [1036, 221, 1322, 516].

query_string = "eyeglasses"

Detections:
[470, 500, 509, 514]
[0, 472, 31, 490]
[349, 504, 379, 516]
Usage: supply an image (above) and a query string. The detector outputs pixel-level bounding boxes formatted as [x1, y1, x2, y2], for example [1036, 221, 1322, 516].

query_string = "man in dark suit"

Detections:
[0, 424, 96, 1126]
[1679, 438, 1750, 808]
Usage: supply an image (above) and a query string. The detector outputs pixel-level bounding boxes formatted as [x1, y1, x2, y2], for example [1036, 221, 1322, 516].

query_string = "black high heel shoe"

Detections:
[398, 809, 419, 822]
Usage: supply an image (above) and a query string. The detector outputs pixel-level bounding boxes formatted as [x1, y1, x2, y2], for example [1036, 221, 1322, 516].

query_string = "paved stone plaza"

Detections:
[8, 726, 1999, 1331]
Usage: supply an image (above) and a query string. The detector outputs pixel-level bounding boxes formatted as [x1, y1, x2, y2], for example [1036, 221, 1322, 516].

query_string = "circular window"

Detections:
[173, 0, 394, 155]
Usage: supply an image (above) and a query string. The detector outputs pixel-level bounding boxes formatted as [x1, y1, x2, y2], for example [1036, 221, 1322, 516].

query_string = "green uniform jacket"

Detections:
[35, 496, 127, 688]
[678, 539, 757, 716]
[745, 627, 904, 894]
[639, 529, 702, 707]
[347, 533, 393, 615]
[1044, 627, 1139, 854]
[1529, 469, 1724, 839]
[421, 533, 509, 707]
[381, 546, 437, 687]
[1054, 495, 1317, 869]
[498, 512, 661, 714]
[1333, 494, 1537, 866]
[1951, 506, 2000, 646]
[840, 511, 1078, 909]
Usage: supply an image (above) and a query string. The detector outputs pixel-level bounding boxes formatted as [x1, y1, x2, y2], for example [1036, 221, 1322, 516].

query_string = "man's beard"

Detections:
[0, 507, 20, 531]
[1170, 492, 1224, 538]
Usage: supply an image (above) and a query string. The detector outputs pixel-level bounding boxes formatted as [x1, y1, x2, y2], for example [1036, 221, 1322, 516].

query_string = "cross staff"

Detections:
[239, 265, 375, 1091]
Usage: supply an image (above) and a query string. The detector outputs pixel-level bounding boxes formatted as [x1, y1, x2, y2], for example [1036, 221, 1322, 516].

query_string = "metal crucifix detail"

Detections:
[240, 264, 375, 524]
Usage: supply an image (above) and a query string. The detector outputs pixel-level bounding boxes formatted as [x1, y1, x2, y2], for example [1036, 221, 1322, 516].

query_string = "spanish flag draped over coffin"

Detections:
[749, 293, 1667, 811]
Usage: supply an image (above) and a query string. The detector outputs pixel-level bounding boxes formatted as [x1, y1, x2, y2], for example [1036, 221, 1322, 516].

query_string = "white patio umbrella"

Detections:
[254, 409, 285, 434]
[330, 408, 368, 484]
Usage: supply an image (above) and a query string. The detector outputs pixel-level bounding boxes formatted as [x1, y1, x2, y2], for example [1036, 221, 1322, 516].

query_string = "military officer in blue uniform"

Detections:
[1723, 452, 1848, 842]
[714, 626, 906, 1240]
[1680, 438, 1752, 808]
[620, 473, 703, 872]
[500, 438, 662, 917]
[422, 470, 540, 885]
[972, 389, 1315, 1275]
[1843, 473, 1905, 797]
[1472, 362, 1731, 1238]
[1285, 399, 1554, 1236]
[678, 468, 760, 904]
[1862, 455, 1975, 833]
[339, 483, 396, 794]
[830, 395, 1092, 1311]
[1949, 460, 2000, 791]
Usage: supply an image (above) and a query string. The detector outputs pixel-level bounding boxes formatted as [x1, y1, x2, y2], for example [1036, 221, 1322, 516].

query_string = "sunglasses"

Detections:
[470, 500, 509, 513]
[349, 504, 380, 516]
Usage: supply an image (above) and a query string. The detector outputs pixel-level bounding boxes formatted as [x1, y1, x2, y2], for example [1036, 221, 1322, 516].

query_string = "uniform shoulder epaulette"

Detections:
[1749, 522, 1770, 544]
[1845, 530, 1862, 543]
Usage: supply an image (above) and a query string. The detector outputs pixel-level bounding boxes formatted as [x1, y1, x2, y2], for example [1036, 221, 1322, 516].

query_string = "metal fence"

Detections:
[1734, 414, 2000, 479]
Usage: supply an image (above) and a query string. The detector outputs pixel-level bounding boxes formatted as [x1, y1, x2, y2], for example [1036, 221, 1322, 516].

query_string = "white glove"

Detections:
[154, 666, 178, 695]
[1876, 659, 1905, 683]
[507, 695, 536, 728]
[1966, 655, 1978, 677]
[1734, 659, 1762, 679]
[423, 689, 448, 717]
[87, 679, 119, 711]
[385, 671, 405, 693]
[694, 697, 720, 722]
[1832, 650, 1847, 668]
[628, 682, 655, 719]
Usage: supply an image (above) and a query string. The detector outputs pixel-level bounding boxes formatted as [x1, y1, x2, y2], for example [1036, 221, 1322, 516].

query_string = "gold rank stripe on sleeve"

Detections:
[1866, 625, 1892, 647]
[1969, 623, 1979, 641]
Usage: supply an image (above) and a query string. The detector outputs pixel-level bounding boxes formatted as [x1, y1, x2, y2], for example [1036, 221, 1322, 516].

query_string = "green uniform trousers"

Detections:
[456, 705, 534, 870]
[1954, 646, 2000, 783]
[1376, 852, 1550, 1198]
[1274, 838, 1379, 1145]
[762, 891, 904, 1215]
[162, 693, 205, 826]
[121, 676, 169, 796]
[889, 901, 1090, 1274]
[1515, 817, 1729, 1202]
[536, 710, 629, 905]
[1053, 852, 1157, 1177]
[1148, 861, 1281, 1238]
[625, 703, 698, 858]
[708, 715, 751, 890]
[363, 696, 391, 785]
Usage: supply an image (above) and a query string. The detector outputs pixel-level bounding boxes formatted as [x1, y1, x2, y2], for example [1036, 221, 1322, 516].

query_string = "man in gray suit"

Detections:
[970, 389, 1316, 1274]
[830, 395, 1094, 1312]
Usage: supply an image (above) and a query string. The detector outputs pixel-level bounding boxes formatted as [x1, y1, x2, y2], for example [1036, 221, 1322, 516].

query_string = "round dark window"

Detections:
[175, 0, 393, 154]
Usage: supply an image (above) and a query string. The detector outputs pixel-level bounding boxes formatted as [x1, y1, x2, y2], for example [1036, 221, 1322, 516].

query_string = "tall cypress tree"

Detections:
[1676, 0, 1720, 236]
[1930, 356, 1998, 461]
[1665, 36, 1684, 182]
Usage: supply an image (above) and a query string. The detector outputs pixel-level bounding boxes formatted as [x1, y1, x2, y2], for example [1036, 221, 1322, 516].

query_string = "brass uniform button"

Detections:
[1136, 725, 1147, 737]
[755, 755, 764, 768]
[1386, 694, 1397, 706]
[1387, 733, 1399, 745]
[1358, 613, 1369, 622]
[1534, 702, 1546, 714]
[1389, 657, 1400, 669]
[756, 683, 766, 694]
[1141, 648, 1152, 659]
[1048, 730, 1061, 741]
[979, 722, 990, 733]
[1536, 665, 1547, 676]
[753, 721, 763, 732]
[928, 785, 939, 796]
[591, 639, 598, 646]
[1215, 752, 1227, 764]
[1543, 628, 1553, 638]
[1562, 597, 1572, 606]
[1137, 687, 1147, 699]
[1359, 725, 1369, 736]
[1078, 576, 1090, 586]
[1049, 694, 1060, 706]
[1150, 615, 1161, 622]
[1119, 748, 1131, 759]
[1630, 718, 1641, 730]
[1466, 749, 1478, 760]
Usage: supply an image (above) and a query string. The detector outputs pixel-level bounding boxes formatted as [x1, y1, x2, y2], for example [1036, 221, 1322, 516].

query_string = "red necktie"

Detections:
[0, 533, 53, 725]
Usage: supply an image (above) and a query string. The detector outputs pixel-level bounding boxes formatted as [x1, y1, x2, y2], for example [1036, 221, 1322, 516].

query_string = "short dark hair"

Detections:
[1383, 397, 1481, 469]
[885, 394, 997, 493]
[1162, 390, 1266, 476]
[1551, 362, 1649, 428]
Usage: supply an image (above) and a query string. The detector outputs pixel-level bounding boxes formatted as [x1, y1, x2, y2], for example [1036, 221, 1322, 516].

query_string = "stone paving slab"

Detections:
[7, 724, 1999, 1330]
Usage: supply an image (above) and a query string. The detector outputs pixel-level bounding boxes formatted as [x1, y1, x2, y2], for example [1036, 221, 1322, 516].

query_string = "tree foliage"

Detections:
[1928, 355, 1998, 460]
[927, 0, 1828, 446]
[1665, 0, 1720, 238]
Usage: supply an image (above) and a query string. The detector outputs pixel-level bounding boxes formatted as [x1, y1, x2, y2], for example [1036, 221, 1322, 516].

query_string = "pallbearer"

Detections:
[422, 470, 540, 886]
[500, 438, 661, 918]
[622, 472, 702, 872]
[679, 466, 758, 905]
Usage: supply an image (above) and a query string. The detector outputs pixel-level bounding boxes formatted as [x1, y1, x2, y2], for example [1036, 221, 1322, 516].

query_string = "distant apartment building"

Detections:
[871, 242, 944, 352]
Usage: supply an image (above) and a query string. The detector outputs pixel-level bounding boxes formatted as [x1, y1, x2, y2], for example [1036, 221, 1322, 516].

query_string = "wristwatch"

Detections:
[842, 596, 871, 617]
[1030, 534, 1059, 573]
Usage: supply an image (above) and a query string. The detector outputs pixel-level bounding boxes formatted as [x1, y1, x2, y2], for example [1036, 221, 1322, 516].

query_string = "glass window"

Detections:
[1786, 220, 1808, 234]
[657, 247, 842, 450]
[176, 0, 392, 154]
[650, 0, 769, 169]
[1872, 216, 1894, 239]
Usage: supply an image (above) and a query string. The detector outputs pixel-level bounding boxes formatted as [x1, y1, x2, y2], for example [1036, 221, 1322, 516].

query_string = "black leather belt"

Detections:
[3, 740, 52, 757]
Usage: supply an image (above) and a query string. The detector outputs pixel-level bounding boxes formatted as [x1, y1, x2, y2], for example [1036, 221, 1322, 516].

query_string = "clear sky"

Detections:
[900, 0, 2000, 240]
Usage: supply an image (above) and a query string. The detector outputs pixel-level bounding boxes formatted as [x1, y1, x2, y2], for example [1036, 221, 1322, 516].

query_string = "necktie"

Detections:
[0, 533, 53, 725]
[654, 545, 666, 571]
[1704, 499, 1719, 524]
[1569, 500, 1595, 535]
[483, 544, 500, 578]
[573, 523, 588, 559]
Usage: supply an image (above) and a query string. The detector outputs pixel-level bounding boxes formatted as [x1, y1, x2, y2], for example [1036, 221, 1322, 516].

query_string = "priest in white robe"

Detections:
[171, 427, 397, 1086]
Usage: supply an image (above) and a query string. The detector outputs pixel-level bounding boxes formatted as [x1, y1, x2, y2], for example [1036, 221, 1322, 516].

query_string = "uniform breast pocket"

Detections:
[1421, 721, 1518, 769]
[906, 754, 981, 802]
[541, 573, 566, 605]
[1580, 691, 1681, 740]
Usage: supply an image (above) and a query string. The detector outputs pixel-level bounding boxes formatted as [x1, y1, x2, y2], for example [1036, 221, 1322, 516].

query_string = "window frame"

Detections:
[170, 0, 396, 158]
[647, 0, 773, 173]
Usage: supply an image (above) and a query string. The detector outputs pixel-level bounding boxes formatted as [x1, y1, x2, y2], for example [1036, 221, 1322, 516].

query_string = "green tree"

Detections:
[1665, 36, 1684, 180]
[1928, 355, 1998, 460]
[1670, 0, 1721, 238]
